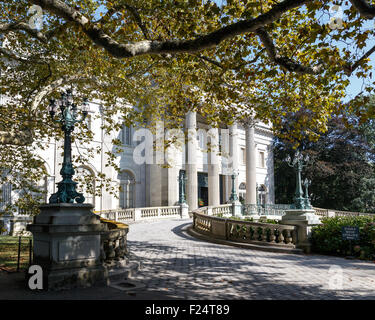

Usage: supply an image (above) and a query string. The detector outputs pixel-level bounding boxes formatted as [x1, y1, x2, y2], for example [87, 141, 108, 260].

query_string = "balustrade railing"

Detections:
[313, 207, 329, 217]
[212, 204, 232, 216]
[193, 211, 298, 247]
[227, 220, 297, 245]
[100, 220, 129, 264]
[97, 205, 182, 222]
[242, 204, 293, 217]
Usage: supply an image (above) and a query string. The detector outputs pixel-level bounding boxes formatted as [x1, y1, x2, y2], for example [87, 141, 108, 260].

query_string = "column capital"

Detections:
[240, 117, 257, 128]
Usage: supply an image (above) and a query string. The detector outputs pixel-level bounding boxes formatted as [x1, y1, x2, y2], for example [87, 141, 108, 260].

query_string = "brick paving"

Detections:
[126, 219, 375, 300]
[1, 218, 375, 300]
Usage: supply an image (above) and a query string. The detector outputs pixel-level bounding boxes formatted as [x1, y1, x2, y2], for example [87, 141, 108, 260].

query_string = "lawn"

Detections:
[0, 236, 32, 272]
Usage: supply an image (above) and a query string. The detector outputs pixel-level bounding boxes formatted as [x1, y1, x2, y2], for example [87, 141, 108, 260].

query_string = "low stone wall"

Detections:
[192, 211, 299, 249]
[99, 218, 129, 264]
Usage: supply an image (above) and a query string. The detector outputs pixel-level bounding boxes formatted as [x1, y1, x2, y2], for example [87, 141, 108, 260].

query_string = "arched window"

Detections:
[76, 166, 95, 206]
[119, 171, 135, 209]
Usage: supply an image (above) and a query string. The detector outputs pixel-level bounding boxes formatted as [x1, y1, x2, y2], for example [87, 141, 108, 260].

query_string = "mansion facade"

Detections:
[1, 99, 275, 214]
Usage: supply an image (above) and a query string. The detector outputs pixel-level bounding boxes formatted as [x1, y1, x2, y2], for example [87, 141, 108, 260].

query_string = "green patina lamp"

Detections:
[303, 178, 312, 209]
[285, 150, 310, 210]
[229, 169, 239, 202]
[48, 90, 89, 204]
[178, 171, 187, 204]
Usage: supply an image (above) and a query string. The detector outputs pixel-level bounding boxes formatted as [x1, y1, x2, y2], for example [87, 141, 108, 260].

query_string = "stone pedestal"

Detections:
[27, 203, 108, 290]
[232, 200, 243, 217]
[281, 209, 321, 253]
[180, 203, 190, 219]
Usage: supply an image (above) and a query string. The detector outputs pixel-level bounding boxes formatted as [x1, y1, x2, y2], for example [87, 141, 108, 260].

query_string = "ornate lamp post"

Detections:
[229, 169, 239, 202]
[48, 90, 89, 204]
[285, 150, 310, 210]
[303, 178, 312, 209]
[178, 171, 187, 204]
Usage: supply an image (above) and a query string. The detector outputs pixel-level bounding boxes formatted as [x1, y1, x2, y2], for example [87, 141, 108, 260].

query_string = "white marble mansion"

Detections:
[1, 99, 275, 214]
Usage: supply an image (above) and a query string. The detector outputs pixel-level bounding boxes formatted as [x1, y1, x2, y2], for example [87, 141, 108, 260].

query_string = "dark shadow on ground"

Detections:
[1, 221, 375, 300]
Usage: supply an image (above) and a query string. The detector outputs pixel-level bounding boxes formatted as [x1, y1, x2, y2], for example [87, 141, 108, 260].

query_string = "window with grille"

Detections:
[0, 183, 12, 211]
[119, 171, 135, 209]
[121, 124, 132, 146]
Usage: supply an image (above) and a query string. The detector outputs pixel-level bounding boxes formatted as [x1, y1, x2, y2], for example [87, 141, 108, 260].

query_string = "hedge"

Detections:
[311, 216, 375, 260]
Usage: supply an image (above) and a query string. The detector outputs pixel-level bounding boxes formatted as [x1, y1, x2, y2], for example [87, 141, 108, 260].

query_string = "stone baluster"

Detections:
[253, 226, 259, 241]
[261, 227, 267, 242]
[269, 228, 276, 243]
[283, 229, 291, 244]
[278, 229, 285, 244]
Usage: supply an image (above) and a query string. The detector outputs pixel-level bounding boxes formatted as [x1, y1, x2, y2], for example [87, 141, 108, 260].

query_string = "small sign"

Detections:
[342, 226, 359, 241]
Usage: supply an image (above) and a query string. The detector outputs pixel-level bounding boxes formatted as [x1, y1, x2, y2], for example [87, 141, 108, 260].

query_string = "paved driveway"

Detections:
[1, 218, 375, 300]
[126, 219, 375, 300]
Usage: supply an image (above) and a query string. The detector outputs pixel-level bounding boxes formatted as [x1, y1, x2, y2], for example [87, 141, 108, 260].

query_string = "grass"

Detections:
[0, 236, 32, 272]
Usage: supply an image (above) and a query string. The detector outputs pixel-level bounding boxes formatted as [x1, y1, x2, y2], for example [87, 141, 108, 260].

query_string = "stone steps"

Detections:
[105, 258, 141, 285]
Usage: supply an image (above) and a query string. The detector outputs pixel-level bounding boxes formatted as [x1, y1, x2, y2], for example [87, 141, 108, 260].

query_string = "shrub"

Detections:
[311, 216, 375, 260]
[265, 219, 279, 224]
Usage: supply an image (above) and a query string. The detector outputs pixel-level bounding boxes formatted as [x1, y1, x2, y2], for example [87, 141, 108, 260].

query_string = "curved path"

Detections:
[1, 218, 375, 300]
[126, 218, 375, 300]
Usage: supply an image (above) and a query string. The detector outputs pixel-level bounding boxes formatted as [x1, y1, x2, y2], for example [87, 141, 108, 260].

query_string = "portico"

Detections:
[181, 112, 272, 210]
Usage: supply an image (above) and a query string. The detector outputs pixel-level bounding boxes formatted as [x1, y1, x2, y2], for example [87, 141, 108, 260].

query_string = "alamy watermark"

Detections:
[131, 123, 233, 168]
[328, 265, 344, 290]
[27, 5, 43, 30]
[28, 265, 43, 290]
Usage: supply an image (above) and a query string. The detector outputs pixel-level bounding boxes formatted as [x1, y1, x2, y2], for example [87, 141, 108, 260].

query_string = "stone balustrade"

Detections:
[313, 207, 329, 217]
[96, 205, 184, 223]
[193, 211, 298, 248]
[211, 204, 232, 216]
[313, 207, 375, 218]
[241, 205, 375, 220]
[100, 218, 129, 264]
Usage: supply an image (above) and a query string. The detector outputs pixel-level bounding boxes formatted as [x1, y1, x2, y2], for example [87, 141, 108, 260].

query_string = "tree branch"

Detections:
[194, 54, 224, 69]
[30, 0, 310, 58]
[0, 22, 47, 42]
[255, 27, 322, 74]
[0, 47, 46, 64]
[123, 3, 150, 40]
[345, 43, 375, 76]
[349, 0, 375, 18]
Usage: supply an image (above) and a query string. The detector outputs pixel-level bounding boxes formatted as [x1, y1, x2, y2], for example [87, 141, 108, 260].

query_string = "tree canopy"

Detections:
[2, 1, 375, 138]
[2, 0, 375, 212]
[274, 110, 375, 212]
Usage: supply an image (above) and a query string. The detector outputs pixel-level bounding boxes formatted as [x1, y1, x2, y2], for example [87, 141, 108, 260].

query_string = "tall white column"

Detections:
[208, 127, 220, 207]
[229, 122, 239, 196]
[245, 123, 257, 204]
[185, 111, 198, 211]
